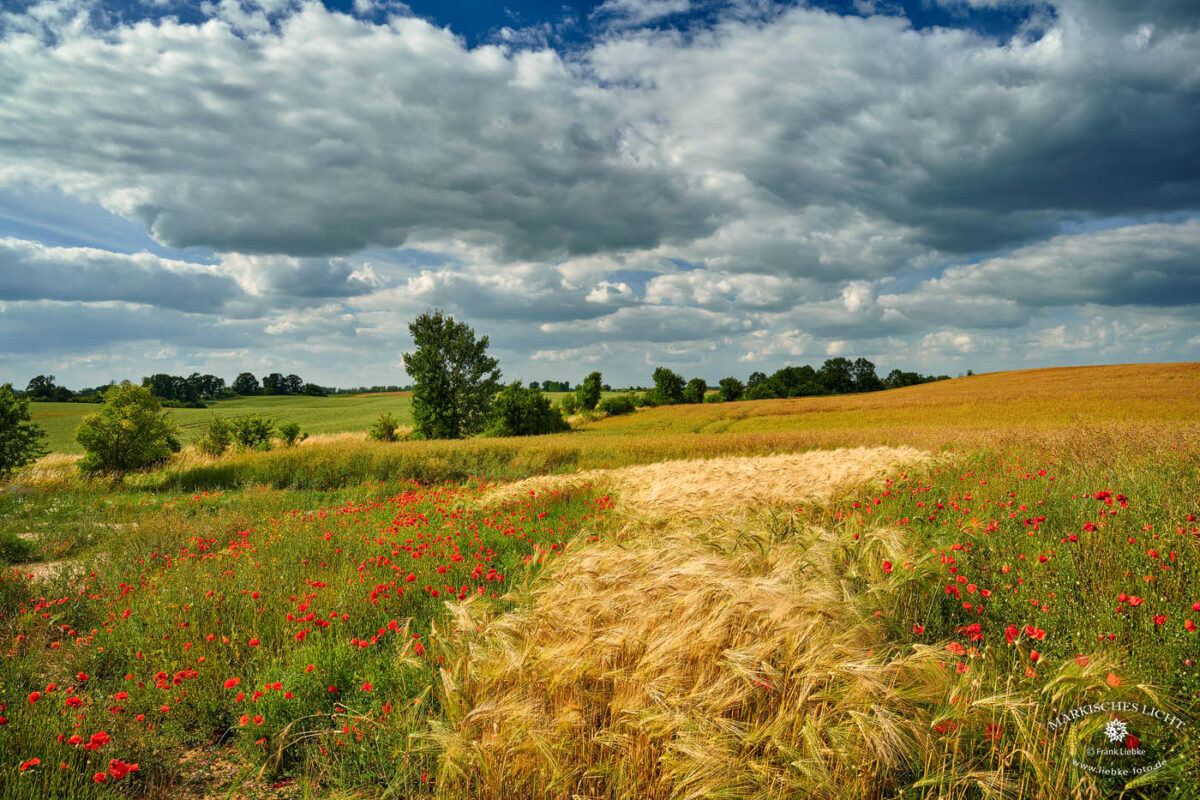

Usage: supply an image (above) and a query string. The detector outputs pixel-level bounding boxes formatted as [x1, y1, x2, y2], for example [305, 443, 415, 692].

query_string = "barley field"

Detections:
[3, 363, 1200, 799]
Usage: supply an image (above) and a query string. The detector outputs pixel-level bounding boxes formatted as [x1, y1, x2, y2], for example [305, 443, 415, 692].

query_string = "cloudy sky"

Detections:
[1, 0, 1198, 389]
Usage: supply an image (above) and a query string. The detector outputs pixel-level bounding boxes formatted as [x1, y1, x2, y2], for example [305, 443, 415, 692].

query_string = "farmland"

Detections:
[3, 363, 1200, 799]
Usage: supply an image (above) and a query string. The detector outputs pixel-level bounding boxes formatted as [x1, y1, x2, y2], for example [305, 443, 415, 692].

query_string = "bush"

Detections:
[597, 394, 636, 417]
[368, 412, 401, 442]
[632, 393, 658, 408]
[0, 382, 47, 479]
[559, 394, 580, 415]
[576, 371, 602, 411]
[278, 422, 306, 447]
[229, 415, 276, 451]
[75, 384, 182, 474]
[486, 382, 571, 437]
[195, 416, 233, 457]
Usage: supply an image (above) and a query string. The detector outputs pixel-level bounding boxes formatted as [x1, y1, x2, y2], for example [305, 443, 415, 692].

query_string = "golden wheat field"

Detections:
[3, 363, 1200, 800]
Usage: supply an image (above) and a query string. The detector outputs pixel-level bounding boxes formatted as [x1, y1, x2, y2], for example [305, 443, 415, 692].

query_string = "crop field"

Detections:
[29, 392, 616, 455]
[3, 363, 1200, 799]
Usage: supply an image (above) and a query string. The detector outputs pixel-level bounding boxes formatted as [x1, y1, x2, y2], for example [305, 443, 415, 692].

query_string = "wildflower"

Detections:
[224, 678, 240, 689]
[28, 691, 41, 705]
[19, 758, 40, 771]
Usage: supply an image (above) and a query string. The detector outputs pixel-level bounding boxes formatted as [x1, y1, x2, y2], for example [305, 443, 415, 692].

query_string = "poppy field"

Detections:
[0, 481, 613, 798]
[3, 363, 1200, 798]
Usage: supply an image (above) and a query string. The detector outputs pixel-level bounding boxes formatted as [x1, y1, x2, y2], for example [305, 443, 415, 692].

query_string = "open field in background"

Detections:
[3, 363, 1200, 799]
[29, 394, 416, 455]
[28, 392, 620, 455]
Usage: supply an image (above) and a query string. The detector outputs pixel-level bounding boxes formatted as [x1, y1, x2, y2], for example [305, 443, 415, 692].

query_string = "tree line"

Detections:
[18, 372, 329, 407]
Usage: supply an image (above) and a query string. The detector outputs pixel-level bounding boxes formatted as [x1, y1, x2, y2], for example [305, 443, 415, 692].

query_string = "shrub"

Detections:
[704, 391, 722, 403]
[632, 393, 658, 408]
[486, 382, 571, 437]
[576, 371, 603, 411]
[0, 382, 47, 479]
[559, 394, 580, 415]
[597, 394, 636, 417]
[229, 415, 276, 451]
[75, 384, 182, 474]
[196, 416, 233, 457]
[278, 421, 306, 447]
[368, 411, 401, 442]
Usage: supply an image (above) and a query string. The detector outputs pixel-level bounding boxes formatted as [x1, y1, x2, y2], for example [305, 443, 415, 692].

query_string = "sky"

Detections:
[1, 0, 1198, 389]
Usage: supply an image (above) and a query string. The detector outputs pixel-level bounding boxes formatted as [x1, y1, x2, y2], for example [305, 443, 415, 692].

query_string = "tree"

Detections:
[817, 358, 854, 394]
[25, 374, 57, 400]
[303, 383, 328, 397]
[682, 378, 708, 404]
[747, 371, 767, 389]
[577, 371, 603, 411]
[75, 384, 182, 474]
[486, 382, 569, 437]
[232, 372, 261, 395]
[261, 373, 287, 395]
[651, 367, 685, 405]
[850, 358, 883, 393]
[402, 310, 501, 439]
[0, 383, 48, 479]
[718, 377, 745, 402]
[285, 374, 304, 395]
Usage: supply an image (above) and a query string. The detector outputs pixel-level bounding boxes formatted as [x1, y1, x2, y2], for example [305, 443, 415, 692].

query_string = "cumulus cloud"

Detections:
[0, 5, 723, 259]
[2, 0, 1200, 387]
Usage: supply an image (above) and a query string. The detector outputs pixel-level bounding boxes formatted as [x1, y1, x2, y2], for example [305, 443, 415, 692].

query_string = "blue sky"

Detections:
[1, 0, 1198, 389]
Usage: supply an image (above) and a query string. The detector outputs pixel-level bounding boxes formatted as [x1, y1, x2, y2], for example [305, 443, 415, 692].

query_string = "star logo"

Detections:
[1104, 718, 1129, 743]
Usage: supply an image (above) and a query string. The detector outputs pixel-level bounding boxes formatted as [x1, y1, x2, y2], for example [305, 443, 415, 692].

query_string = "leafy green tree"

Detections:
[851, 357, 883, 393]
[817, 358, 854, 394]
[747, 371, 767, 389]
[232, 372, 261, 395]
[402, 310, 501, 439]
[718, 377, 745, 402]
[486, 382, 569, 436]
[262, 373, 287, 395]
[368, 412, 400, 442]
[559, 393, 580, 415]
[229, 416, 276, 451]
[652, 367, 685, 405]
[195, 416, 233, 457]
[25, 374, 56, 399]
[0, 383, 48, 479]
[682, 378, 708, 404]
[576, 371, 603, 411]
[75, 384, 182, 474]
[284, 374, 304, 395]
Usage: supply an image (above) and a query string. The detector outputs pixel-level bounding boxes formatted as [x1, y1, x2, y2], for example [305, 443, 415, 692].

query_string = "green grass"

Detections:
[0, 479, 613, 799]
[29, 392, 613, 455]
[30, 394, 416, 454]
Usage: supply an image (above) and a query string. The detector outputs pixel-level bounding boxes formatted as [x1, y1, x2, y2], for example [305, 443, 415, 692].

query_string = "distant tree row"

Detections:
[17, 372, 329, 406]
